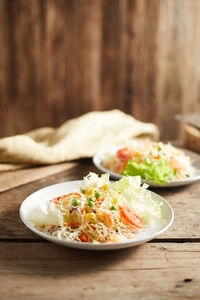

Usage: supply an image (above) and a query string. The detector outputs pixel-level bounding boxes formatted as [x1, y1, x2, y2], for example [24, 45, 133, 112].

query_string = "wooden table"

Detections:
[1, 159, 200, 299]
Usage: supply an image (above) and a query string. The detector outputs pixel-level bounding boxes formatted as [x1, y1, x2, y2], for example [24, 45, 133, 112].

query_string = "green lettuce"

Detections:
[121, 158, 175, 185]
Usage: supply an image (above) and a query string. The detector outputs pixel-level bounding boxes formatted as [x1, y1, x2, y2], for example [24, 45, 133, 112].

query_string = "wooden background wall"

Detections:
[0, 0, 200, 139]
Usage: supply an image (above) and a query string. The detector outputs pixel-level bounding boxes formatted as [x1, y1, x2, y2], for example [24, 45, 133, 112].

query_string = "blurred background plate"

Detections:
[93, 145, 200, 187]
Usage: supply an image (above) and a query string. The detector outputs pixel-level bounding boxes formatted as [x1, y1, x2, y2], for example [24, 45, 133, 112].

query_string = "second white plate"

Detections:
[93, 145, 200, 187]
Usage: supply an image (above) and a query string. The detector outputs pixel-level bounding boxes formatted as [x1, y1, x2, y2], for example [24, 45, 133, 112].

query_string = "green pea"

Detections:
[88, 201, 94, 207]
[110, 205, 116, 211]
[88, 198, 94, 207]
[95, 192, 101, 199]
[72, 198, 79, 206]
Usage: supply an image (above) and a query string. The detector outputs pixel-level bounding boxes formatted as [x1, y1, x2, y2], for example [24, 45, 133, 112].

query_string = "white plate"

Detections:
[93, 146, 200, 187]
[20, 180, 174, 250]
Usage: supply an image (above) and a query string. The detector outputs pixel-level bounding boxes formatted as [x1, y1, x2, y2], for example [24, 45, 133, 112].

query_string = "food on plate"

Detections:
[28, 172, 163, 243]
[103, 140, 194, 185]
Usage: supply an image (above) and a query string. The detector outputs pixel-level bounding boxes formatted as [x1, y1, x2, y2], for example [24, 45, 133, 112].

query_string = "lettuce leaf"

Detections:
[121, 159, 175, 185]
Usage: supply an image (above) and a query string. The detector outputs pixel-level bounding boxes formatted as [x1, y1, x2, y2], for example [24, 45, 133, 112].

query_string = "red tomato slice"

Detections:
[119, 205, 144, 228]
[79, 233, 88, 242]
[116, 147, 134, 163]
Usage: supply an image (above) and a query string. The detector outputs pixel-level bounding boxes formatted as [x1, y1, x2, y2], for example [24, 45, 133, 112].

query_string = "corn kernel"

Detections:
[86, 213, 96, 223]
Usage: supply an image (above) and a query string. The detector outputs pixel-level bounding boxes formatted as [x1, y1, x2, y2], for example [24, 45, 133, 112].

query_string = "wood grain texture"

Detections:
[0, 159, 200, 240]
[0, 161, 77, 193]
[0, 0, 200, 139]
[0, 159, 200, 299]
[1, 242, 200, 299]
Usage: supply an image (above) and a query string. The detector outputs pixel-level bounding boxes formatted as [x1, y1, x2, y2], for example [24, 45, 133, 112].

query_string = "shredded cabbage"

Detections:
[29, 173, 162, 243]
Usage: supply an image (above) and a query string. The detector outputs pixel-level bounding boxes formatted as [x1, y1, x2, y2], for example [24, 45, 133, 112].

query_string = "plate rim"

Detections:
[93, 145, 200, 187]
[19, 180, 174, 250]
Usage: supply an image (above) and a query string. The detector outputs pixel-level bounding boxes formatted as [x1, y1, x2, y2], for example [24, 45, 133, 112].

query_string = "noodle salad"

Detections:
[29, 173, 162, 243]
[103, 140, 194, 185]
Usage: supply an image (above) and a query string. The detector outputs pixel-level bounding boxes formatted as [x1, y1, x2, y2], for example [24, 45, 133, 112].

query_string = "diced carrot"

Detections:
[83, 208, 87, 217]
[53, 200, 60, 204]
[79, 233, 88, 242]
[102, 212, 113, 227]
[97, 197, 105, 204]
[153, 155, 160, 160]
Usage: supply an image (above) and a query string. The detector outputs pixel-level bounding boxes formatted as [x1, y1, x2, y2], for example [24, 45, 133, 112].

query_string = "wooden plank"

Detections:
[101, 0, 127, 111]
[156, 0, 200, 139]
[1, 0, 200, 139]
[0, 242, 200, 299]
[46, 0, 102, 124]
[154, 183, 200, 239]
[127, 0, 159, 123]
[0, 0, 10, 137]
[73, 0, 102, 113]
[0, 160, 199, 240]
[3, 0, 47, 136]
[0, 162, 77, 193]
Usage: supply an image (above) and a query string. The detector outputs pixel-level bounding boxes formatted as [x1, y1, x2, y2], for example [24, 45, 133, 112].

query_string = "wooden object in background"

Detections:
[184, 124, 200, 153]
[0, 0, 200, 140]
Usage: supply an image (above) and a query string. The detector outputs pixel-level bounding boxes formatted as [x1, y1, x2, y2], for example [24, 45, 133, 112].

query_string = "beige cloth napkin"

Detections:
[0, 110, 159, 171]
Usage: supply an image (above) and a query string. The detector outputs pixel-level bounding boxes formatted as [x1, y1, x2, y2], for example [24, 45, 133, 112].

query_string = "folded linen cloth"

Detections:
[0, 110, 159, 171]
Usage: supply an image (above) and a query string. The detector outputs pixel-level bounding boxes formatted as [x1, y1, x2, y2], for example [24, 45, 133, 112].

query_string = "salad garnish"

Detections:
[29, 173, 162, 243]
[103, 140, 194, 185]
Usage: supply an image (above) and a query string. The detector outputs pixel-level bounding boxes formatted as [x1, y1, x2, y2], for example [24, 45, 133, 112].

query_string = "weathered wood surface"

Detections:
[0, 160, 200, 240]
[0, 0, 200, 140]
[0, 159, 200, 299]
[1, 243, 200, 299]
[0, 161, 77, 193]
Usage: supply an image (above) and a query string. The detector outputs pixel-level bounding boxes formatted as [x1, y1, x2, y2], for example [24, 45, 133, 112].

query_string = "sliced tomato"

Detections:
[79, 233, 88, 242]
[116, 147, 134, 163]
[119, 205, 144, 228]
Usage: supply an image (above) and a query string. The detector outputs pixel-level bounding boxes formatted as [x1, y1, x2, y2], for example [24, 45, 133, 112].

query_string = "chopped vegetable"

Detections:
[110, 205, 116, 211]
[72, 198, 79, 206]
[79, 233, 88, 242]
[95, 192, 101, 199]
[122, 158, 175, 185]
[119, 205, 144, 228]
[88, 198, 94, 207]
